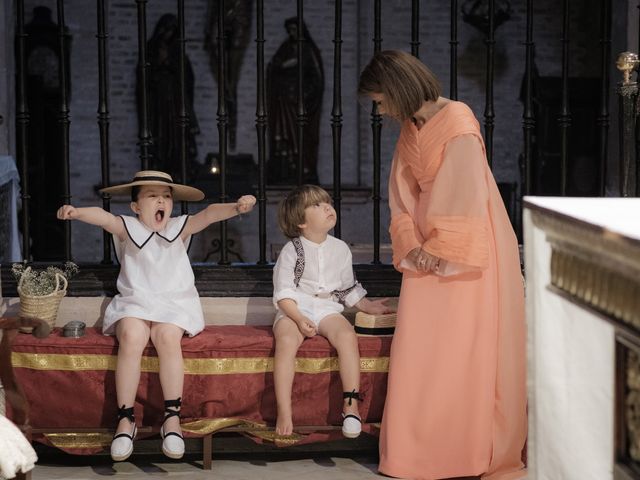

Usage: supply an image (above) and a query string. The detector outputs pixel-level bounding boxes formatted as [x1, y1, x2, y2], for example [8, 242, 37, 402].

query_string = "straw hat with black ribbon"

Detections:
[100, 170, 204, 202]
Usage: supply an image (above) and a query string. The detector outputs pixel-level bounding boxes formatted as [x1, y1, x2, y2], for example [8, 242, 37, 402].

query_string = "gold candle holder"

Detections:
[617, 51, 639, 85]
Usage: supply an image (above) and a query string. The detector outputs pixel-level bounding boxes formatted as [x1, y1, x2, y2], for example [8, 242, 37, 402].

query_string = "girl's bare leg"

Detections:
[115, 317, 151, 434]
[318, 314, 361, 417]
[150, 322, 186, 435]
[273, 317, 304, 436]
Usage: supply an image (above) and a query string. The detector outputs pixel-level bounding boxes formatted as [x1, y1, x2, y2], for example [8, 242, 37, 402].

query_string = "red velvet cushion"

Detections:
[9, 326, 390, 451]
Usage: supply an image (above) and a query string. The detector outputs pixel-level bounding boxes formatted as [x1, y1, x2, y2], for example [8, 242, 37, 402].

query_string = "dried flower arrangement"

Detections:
[11, 262, 79, 296]
[11, 262, 79, 331]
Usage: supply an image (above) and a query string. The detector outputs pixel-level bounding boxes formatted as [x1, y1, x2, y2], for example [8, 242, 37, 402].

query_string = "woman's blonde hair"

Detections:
[358, 50, 441, 121]
[278, 185, 332, 239]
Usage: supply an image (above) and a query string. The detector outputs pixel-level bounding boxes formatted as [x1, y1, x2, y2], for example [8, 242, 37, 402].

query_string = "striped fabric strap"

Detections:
[292, 237, 305, 287]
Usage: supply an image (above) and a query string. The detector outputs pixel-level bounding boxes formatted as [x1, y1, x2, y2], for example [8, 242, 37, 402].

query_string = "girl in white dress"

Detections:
[57, 170, 255, 462]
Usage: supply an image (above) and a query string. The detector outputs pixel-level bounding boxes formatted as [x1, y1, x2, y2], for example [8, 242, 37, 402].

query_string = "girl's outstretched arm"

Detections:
[57, 205, 125, 241]
[182, 195, 256, 237]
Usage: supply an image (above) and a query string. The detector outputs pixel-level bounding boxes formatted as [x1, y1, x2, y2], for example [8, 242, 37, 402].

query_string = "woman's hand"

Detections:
[236, 195, 257, 214]
[296, 316, 317, 338]
[356, 297, 395, 315]
[407, 247, 441, 273]
[57, 205, 78, 220]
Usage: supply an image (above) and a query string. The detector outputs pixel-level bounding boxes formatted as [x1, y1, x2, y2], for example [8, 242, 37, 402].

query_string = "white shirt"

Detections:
[102, 215, 204, 337]
[273, 235, 367, 308]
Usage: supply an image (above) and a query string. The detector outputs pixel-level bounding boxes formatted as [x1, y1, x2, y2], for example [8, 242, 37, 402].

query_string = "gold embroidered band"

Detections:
[11, 352, 389, 374]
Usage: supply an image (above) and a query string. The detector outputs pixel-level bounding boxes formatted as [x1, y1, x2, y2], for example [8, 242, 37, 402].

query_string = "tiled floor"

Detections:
[31, 455, 385, 479]
[29, 436, 387, 480]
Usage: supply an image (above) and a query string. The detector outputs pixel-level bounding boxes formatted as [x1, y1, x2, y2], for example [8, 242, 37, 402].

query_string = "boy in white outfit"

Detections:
[272, 185, 393, 438]
[57, 170, 255, 462]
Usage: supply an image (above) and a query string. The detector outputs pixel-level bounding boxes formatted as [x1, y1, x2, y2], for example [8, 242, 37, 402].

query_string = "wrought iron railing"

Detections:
[8, 0, 621, 268]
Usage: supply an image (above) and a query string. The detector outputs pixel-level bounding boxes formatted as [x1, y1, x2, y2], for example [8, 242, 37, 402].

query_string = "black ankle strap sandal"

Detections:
[162, 397, 183, 440]
[117, 405, 135, 423]
[343, 389, 363, 406]
[114, 405, 136, 440]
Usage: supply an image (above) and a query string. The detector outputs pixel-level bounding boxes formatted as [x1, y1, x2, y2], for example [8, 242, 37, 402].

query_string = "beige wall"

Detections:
[2, 296, 277, 328]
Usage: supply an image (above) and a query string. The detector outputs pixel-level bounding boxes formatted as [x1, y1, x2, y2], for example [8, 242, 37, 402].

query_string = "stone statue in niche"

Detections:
[139, 13, 200, 180]
[267, 17, 324, 185]
[204, 0, 253, 151]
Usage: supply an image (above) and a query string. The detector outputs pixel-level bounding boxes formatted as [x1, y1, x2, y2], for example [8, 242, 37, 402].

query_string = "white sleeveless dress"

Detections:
[102, 215, 204, 337]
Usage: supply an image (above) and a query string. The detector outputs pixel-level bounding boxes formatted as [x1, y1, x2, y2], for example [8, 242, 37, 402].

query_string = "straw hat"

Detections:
[100, 170, 204, 202]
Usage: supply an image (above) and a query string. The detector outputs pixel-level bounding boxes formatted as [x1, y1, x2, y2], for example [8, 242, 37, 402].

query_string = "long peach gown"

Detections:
[379, 101, 527, 480]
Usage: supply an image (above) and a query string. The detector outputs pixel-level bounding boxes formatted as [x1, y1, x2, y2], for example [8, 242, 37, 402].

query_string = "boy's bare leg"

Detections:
[115, 317, 151, 435]
[273, 317, 304, 436]
[150, 323, 186, 434]
[318, 314, 361, 417]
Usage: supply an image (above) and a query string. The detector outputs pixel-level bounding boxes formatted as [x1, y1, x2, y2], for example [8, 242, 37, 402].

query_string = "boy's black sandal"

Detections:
[110, 405, 137, 462]
[160, 397, 185, 459]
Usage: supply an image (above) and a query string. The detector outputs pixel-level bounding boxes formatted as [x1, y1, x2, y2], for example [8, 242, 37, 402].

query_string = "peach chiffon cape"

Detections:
[379, 101, 527, 480]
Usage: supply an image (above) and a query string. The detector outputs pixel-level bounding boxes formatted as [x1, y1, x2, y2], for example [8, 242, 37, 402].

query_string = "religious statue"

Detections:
[138, 13, 200, 180]
[204, 0, 253, 151]
[267, 18, 324, 184]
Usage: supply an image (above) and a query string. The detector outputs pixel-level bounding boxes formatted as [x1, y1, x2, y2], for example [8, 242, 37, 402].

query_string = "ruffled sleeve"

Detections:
[422, 134, 490, 270]
[388, 146, 424, 271]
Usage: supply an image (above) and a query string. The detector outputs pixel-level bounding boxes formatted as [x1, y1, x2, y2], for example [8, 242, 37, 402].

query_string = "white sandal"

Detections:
[342, 390, 363, 438]
[111, 405, 137, 462]
[160, 398, 185, 459]
[342, 413, 362, 438]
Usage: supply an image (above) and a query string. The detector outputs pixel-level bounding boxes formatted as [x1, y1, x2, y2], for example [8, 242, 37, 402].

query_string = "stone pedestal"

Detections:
[524, 197, 640, 480]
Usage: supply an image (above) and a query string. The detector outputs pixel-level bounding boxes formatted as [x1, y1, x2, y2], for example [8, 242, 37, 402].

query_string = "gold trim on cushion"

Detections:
[11, 353, 389, 374]
[12, 353, 118, 371]
[181, 418, 266, 435]
[250, 430, 304, 446]
[181, 418, 303, 445]
[41, 420, 306, 449]
[44, 432, 113, 449]
[361, 357, 389, 372]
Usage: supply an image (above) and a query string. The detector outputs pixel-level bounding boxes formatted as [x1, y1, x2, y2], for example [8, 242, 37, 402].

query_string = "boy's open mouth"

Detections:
[155, 209, 165, 223]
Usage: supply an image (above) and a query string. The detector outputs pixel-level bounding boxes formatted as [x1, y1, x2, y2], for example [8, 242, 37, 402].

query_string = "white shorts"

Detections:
[274, 294, 344, 328]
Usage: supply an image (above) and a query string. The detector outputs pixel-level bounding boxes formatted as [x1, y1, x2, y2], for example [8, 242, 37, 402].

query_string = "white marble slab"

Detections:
[524, 196, 640, 241]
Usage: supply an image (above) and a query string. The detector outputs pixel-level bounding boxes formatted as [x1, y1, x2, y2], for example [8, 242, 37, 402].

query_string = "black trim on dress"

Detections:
[111, 235, 121, 265]
[156, 215, 190, 243]
[120, 216, 154, 249]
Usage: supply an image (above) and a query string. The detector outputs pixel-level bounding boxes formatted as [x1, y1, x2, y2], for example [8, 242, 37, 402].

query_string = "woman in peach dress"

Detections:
[359, 50, 526, 480]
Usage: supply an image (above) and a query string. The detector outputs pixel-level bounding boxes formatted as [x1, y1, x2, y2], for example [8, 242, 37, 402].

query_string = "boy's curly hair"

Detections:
[278, 185, 332, 239]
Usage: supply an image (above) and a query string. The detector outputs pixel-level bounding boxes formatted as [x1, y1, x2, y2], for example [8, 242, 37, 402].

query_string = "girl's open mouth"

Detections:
[155, 209, 165, 223]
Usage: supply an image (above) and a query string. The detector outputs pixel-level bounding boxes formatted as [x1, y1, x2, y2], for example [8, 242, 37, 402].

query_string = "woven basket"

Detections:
[18, 267, 67, 331]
